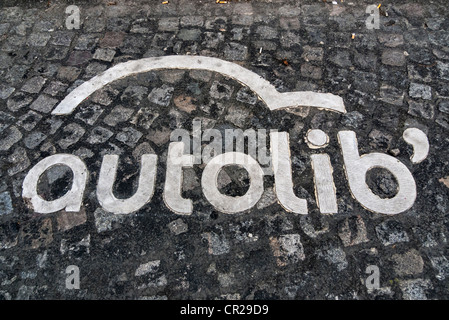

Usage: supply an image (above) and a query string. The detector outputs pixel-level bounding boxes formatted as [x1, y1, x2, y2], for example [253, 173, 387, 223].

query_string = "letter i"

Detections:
[306, 129, 338, 214]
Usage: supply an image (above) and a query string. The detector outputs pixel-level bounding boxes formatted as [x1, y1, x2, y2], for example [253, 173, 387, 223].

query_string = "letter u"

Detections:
[97, 154, 158, 214]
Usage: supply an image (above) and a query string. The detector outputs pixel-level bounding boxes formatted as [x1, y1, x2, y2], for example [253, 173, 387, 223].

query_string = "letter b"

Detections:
[338, 131, 416, 215]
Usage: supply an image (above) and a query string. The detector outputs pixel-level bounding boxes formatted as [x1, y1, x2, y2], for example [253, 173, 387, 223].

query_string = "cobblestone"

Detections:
[115, 127, 143, 147]
[29, 94, 58, 114]
[223, 42, 248, 61]
[0, 85, 15, 100]
[379, 84, 404, 106]
[23, 132, 46, 150]
[375, 220, 410, 246]
[409, 83, 432, 100]
[87, 127, 113, 145]
[57, 123, 85, 149]
[407, 100, 435, 120]
[392, 249, 424, 276]
[0, 192, 13, 216]
[148, 84, 174, 107]
[399, 279, 432, 300]
[20, 76, 46, 94]
[382, 49, 407, 67]
[93, 48, 116, 62]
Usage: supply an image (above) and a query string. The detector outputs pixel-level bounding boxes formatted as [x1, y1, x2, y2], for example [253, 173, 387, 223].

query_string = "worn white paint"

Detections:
[402, 128, 429, 164]
[22, 154, 88, 214]
[97, 154, 157, 214]
[338, 131, 416, 215]
[270, 132, 308, 214]
[306, 129, 329, 149]
[201, 152, 264, 214]
[311, 154, 338, 214]
[164, 142, 194, 215]
[51, 55, 346, 115]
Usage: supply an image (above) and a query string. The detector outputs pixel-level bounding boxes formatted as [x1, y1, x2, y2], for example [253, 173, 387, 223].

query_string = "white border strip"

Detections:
[52, 55, 346, 115]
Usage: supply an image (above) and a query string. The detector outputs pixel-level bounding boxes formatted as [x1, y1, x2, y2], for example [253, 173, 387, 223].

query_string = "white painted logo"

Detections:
[21, 56, 429, 217]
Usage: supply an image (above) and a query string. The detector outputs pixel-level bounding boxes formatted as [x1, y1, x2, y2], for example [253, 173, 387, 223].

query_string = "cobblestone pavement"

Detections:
[1, 0, 449, 300]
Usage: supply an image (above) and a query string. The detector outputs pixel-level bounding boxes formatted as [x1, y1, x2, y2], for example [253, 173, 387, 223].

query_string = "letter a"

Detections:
[22, 154, 88, 214]
[365, 4, 380, 30]
[65, 5, 80, 30]
[365, 265, 380, 291]
[66, 265, 80, 290]
[338, 131, 416, 215]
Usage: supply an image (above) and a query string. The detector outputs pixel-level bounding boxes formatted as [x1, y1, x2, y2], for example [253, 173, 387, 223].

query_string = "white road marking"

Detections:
[51, 55, 346, 115]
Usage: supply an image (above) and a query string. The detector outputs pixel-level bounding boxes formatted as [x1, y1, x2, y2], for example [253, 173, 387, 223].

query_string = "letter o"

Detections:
[201, 152, 264, 214]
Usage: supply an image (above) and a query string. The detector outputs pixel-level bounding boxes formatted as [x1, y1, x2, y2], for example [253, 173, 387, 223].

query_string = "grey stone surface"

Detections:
[210, 81, 233, 100]
[0, 192, 13, 215]
[380, 84, 404, 106]
[223, 42, 248, 61]
[50, 31, 75, 47]
[407, 100, 435, 120]
[328, 50, 352, 68]
[115, 127, 143, 147]
[57, 66, 81, 82]
[302, 46, 324, 62]
[43, 81, 68, 97]
[437, 61, 449, 80]
[0, 126, 22, 151]
[27, 33, 51, 47]
[375, 220, 410, 246]
[7, 146, 30, 176]
[392, 249, 424, 276]
[57, 123, 85, 149]
[87, 127, 113, 144]
[167, 218, 188, 235]
[93, 48, 116, 62]
[24, 131, 46, 149]
[29, 94, 58, 113]
[21, 76, 46, 94]
[378, 33, 404, 48]
[0, 85, 15, 100]
[75, 104, 104, 126]
[17, 111, 42, 131]
[75, 34, 99, 51]
[382, 49, 406, 66]
[409, 83, 432, 100]
[103, 105, 134, 127]
[148, 85, 174, 107]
